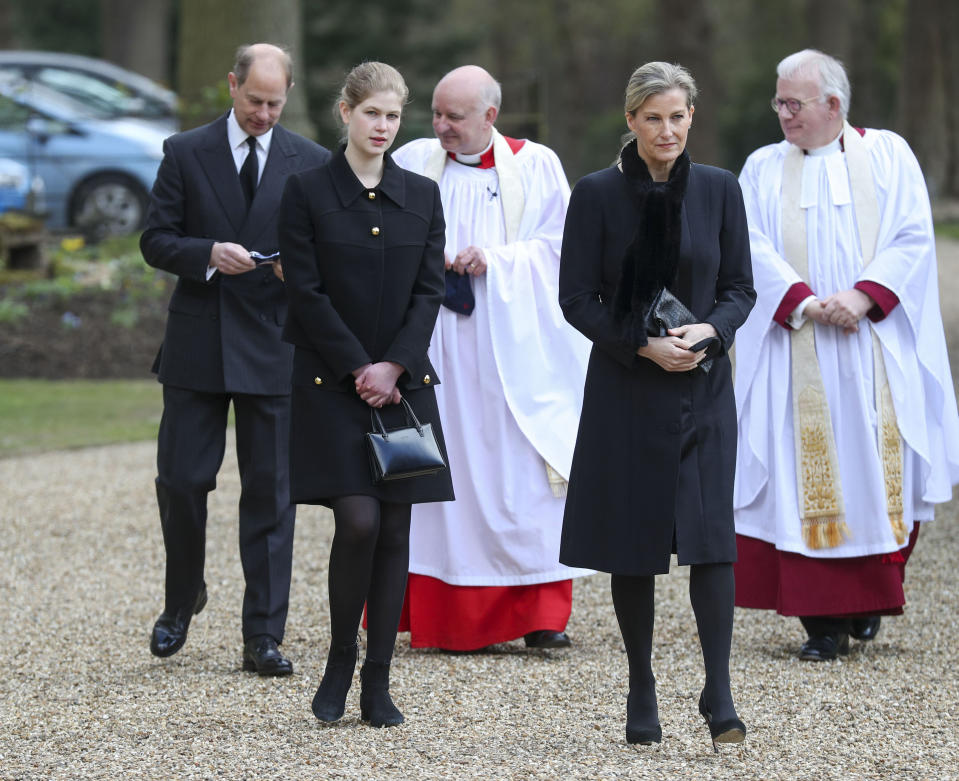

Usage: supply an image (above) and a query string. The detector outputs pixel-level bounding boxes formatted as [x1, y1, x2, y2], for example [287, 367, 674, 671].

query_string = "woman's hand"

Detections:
[638, 323, 717, 372]
[353, 362, 404, 407]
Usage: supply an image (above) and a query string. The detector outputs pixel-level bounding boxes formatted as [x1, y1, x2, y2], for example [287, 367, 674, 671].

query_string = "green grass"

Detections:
[937, 221, 959, 242]
[0, 379, 162, 458]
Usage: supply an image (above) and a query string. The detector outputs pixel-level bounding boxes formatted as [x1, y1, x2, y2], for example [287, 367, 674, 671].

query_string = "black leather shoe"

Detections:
[523, 630, 571, 649]
[699, 691, 746, 753]
[242, 635, 293, 676]
[798, 632, 850, 661]
[150, 583, 208, 658]
[850, 616, 881, 641]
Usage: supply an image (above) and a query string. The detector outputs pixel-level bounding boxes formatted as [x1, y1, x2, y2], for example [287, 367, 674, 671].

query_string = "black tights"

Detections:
[611, 562, 737, 725]
[328, 495, 411, 663]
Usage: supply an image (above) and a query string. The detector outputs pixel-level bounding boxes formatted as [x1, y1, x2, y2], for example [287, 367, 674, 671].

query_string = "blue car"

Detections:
[0, 157, 42, 214]
[0, 50, 178, 135]
[0, 79, 168, 238]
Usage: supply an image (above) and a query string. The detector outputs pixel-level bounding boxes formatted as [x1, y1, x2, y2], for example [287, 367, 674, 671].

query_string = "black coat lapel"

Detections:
[195, 114, 246, 235]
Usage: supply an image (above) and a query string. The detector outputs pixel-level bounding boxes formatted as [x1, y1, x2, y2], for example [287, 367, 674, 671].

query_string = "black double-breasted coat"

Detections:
[142, 114, 330, 394]
[279, 147, 454, 506]
[558, 162, 755, 575]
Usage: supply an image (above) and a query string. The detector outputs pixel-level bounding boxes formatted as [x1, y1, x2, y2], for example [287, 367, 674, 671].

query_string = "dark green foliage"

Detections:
[301, 0, 479, 148]
[6, 0, 100, 55]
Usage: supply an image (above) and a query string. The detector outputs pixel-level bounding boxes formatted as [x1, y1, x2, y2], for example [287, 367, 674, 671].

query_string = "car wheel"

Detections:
[71, 174, 147, 240]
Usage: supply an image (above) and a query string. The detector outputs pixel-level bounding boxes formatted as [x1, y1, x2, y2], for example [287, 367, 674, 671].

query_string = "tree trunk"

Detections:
[653, 0, 720, 167]
[807, 0, 852, 61]
[100, 0, 173, 85]
[0, 2, 17, 49]
[177, 0, 313, 137]
[940, 0, 959, 199]
[898, 0, 947, 199]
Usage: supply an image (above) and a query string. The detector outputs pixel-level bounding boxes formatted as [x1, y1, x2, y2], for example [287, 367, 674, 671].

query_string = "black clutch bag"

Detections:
[366, 398, 447, 483]
[644, 288, 714, 373]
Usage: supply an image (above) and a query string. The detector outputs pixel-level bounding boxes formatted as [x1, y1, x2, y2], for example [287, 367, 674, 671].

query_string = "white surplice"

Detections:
[734, 129, 959, 558]
[393, 137, 592, 585]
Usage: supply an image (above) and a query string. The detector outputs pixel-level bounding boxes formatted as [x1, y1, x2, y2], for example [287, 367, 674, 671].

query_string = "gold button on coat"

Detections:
[371, 227, 380, 236]
[314, 377, 323, 385]
[423, 374, 431, 384]
[368, 191, 376, 200]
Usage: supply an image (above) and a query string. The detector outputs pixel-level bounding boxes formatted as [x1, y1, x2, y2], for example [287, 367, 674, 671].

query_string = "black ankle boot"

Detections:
[311, 642, 358, 722]
[359, 660, 404, 727]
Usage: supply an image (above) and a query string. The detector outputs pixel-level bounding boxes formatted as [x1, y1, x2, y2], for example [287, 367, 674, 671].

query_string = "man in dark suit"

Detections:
[141, 43, 330, 675]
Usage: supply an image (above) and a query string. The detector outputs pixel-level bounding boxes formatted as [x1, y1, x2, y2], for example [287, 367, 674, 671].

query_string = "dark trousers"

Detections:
[800, 616, 854, 636]
[156, 385, 296, 643]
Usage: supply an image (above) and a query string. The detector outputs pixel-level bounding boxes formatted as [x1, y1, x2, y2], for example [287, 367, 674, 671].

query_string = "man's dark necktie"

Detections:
[239, 135, 258, 208]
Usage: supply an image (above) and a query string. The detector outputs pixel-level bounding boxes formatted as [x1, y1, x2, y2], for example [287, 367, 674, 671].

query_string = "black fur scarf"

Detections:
[612, 141, 690, 345]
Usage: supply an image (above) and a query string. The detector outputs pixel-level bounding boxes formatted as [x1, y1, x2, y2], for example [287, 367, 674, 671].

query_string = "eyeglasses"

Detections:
[770, 95, 822, 116]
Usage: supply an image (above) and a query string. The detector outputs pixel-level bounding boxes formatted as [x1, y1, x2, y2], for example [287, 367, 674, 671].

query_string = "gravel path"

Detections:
[1, 239, 958, 780]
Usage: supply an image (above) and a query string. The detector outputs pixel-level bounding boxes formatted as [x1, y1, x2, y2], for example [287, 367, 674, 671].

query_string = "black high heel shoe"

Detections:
[698, 691, 745, 752]
[625, 689, 661, 745]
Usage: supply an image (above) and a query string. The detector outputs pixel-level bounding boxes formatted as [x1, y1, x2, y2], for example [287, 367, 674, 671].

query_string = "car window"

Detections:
[0, 94, 32, 131]
[36, 66, 170, 119]
[35, 67, 136, 118]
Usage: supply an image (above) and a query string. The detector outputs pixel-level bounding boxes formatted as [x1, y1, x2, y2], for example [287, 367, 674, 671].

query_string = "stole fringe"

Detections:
[801, 517, 851, 550]
[545, 462, 567, 498]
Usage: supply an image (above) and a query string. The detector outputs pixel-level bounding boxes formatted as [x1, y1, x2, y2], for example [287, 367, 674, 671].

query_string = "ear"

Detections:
[625, 111, 637, 134]
[227, 72, 238, 98]
[826, 95, 841, 116]
[688, 105, 695, 124]
[484, 105, 499, 127]
[338, 100, 351, 126]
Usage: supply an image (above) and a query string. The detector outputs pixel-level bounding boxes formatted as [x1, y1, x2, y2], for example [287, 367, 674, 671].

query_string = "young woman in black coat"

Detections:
[279, 62, 454, 728]
[558, 62, 755, 749]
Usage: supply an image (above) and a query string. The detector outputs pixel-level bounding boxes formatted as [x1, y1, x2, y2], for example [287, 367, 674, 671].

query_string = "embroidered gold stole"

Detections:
[783, 122, 906, 550]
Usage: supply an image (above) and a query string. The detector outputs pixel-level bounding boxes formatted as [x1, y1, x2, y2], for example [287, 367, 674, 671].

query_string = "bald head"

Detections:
[233, 43, 294, 89]
[431, 66, 502, 155]
[435, 66, 501, 113]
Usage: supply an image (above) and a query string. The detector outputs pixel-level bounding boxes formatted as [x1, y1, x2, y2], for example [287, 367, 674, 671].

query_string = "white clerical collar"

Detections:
[227, 109, 274, 154]
[799, 127, 851, 208]
[805, 128, 843, 157]
[453, 136, 494, 166]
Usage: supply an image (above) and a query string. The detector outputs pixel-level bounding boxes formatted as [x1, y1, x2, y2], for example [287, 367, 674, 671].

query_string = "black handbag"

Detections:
[366, 398, 447, 483]
[644, 288, 714, 373]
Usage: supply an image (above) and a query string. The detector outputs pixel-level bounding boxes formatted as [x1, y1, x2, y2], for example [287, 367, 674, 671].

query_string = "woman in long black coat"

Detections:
[559, 62, 755, 749]
[279, 62, 453, 729]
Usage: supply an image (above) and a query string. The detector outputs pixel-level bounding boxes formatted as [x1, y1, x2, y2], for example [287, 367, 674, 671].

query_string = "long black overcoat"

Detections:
[279, 147, 454, 506]
[558, 162, 755, 575]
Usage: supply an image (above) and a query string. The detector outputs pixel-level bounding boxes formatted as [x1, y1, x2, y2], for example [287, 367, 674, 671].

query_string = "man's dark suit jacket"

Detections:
[141, 113, 331, 394]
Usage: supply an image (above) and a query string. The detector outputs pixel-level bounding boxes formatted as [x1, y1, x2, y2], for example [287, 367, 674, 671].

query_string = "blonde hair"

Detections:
[333, 61, 409, 127]
[624, 61, 697, 115]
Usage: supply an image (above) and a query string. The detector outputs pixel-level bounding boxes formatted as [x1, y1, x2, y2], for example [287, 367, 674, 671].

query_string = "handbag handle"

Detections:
[369, 398, 425, 440]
